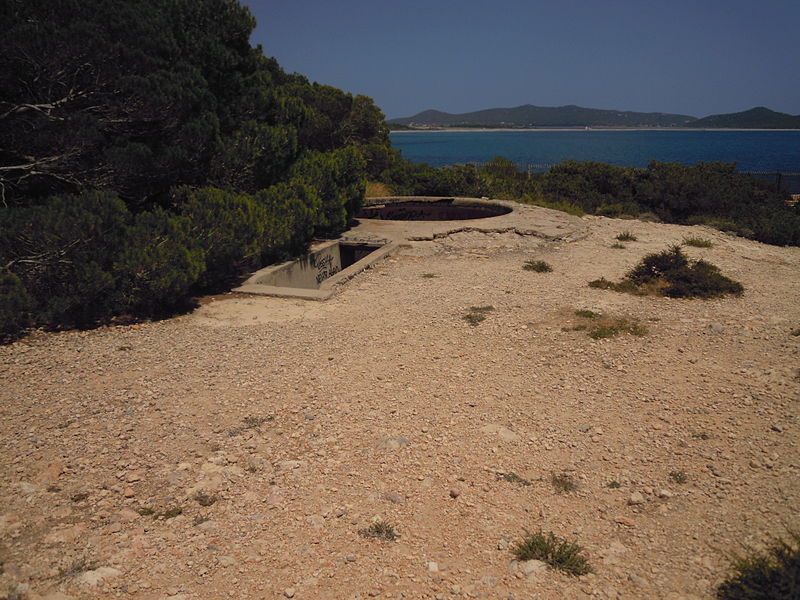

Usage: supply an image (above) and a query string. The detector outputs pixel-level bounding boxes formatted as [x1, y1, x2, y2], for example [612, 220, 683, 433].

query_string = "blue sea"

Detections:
[390, 129, 800, 173]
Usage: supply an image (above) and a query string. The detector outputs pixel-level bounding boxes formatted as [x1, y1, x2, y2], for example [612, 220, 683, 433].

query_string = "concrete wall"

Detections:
[255, 242, 342, 290]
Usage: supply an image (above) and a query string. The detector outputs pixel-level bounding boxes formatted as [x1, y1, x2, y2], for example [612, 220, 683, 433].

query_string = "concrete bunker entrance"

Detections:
[234, 239, 395, 300]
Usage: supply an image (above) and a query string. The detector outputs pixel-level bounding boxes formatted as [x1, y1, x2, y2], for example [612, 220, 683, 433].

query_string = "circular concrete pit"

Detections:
[356, 198, 512, 221]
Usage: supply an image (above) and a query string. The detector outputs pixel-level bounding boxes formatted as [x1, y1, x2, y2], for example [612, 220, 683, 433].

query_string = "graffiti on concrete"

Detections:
[311, 253, 340, 284]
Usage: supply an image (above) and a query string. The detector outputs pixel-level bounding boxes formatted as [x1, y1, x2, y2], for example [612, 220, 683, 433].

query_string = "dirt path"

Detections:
[1, 212, 798, 600]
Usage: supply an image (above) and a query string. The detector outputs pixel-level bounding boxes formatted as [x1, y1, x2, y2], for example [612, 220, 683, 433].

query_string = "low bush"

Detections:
[359, 521, 398, 541]
[592, 246, 743, 299]
[683, 236, 714, 248]
[551, 472, 578, 493]
[178, 187, 269, 289]
[510, 530, 593, 576]
[717, 532, 800, 600]
[523, 260, 553, 272]
[616, 231, 637, 242]
[463, 305, 495, 326]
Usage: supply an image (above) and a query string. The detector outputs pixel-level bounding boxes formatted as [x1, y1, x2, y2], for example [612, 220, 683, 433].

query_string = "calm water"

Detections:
[390, 130, 800, 173]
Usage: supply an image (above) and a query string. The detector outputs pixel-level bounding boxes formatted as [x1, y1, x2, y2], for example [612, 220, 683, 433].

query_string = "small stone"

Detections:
[480, 423, 520, 442]
[78, 566, 122, 586]
[376, 436, 409, 450]
[383, 492, 405, 505]
[749, 459, 762, 469]
[771, 424, 784, 433]
[628, 574, 649, 586]
[628, 491, 645, 505]
[217, 555, 237, 567]
[284, 588, 295, 598]
[117, 509, 140, 522]
[707, 322, 725, 334]
[521, 559, 548, 575]
[449, 488, 461, 499]
[428, 561, 439, 572]
[658, 489, 674, 499]
[123, 487, 136, 498]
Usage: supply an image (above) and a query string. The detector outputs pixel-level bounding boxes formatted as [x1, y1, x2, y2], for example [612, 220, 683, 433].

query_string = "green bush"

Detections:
[291, 148, 366, 236]
[113, 209, 204, 314]
[0, 271, 32, 338]
[594, 245, 744, 299]
[510, 530, 593, 576]
[523, 259, 553, 272]
[179, 187, 268, 288]
[717, 532, 800, 600]
[257, 180, 320, 258]
[0, 191, 129, 326]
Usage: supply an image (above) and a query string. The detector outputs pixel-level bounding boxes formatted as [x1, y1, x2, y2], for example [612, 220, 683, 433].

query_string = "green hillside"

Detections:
[687, 107, 800, 129]
[388, 104, 697, 127]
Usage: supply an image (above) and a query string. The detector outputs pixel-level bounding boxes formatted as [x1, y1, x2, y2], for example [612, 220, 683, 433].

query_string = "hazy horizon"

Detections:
[245, 0, 800, 120]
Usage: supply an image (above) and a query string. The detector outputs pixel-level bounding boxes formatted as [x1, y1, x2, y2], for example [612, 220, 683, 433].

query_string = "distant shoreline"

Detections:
[390, 127, 800, 133]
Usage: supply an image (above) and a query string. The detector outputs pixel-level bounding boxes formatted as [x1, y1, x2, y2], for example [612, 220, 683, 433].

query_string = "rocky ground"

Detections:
[1, 210, 798, 600]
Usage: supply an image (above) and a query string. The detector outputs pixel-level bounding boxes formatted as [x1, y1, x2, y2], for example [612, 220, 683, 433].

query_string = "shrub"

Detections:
[717, 532, 800, 600]
[256, 181, 320, 259]
[0, 190, 129, 327]
[112, 209, 204, 314]
[588, 318, 647, 339]
[178, 187, 268, 288]
[616, 231, 637, 242]
[502, 472, 532, 486]
[575, 309, 600, 319]
[551, 472, 578, 493]
[0, 271, 32, 338]
[291, 148, 366, 236]
[510, 530, 593, 576]
[359, 521, 397, 541]
[463, 305, 494, 326]
[683, 236, 713, 248]
[523, 260, 553, 272]
[593, 246, 743, 299]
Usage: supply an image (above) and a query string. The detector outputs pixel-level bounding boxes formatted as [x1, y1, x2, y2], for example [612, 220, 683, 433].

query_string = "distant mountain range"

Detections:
[387, 105, 800, 129]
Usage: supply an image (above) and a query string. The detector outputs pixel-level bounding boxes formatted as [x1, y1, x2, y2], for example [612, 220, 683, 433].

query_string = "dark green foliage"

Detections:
[0, 271, 31, 338]
[0, 191, 129, 326]
[256, 181, 320, 258]
[523, 260, 553, 272]
[291, 148, 366, 236]
[627, 245, 690, 284]
[593, 246, 743, 299]
[463, 305, 494, 326]
[717, 532, 800, 600]
[178, 187, 268, 288]
[358, 521, 398, 541]
[112, 209, 204, 314]
[502, 472, 532, 486]
[683, 236, 714, 248]
[510, 530, 594, 576]
[551, 472, 578, 493]
[669, 470, 688, 484]
[661, 259, 744, 298]
[378, 157, 799, 247]
[616, 231, 637, 241]
[0, 1, 389, 337]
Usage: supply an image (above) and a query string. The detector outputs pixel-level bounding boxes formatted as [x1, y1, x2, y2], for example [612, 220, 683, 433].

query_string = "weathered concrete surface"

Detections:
[352, 197, 589, 245]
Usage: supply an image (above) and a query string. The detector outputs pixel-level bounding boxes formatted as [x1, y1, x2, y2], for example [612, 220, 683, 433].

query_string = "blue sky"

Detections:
[245, 0, 800, 120]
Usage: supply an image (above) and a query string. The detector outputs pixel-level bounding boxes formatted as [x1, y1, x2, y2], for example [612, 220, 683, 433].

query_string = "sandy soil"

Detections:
[1, 212, 798, 600]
